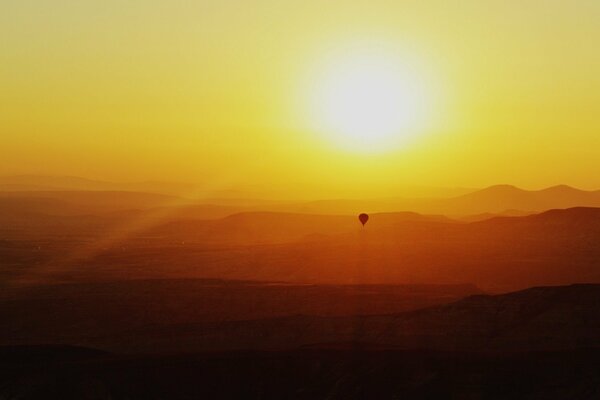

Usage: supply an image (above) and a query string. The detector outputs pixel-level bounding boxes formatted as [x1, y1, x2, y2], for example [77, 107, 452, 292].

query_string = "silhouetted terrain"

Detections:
[0, 280, 481, 351]
[1, 282, 598, 354]
[1, 282, 599, 400]
[2, 346, 600, 399]
[2, 182, 600, 398]
[1, 284, 600, 399]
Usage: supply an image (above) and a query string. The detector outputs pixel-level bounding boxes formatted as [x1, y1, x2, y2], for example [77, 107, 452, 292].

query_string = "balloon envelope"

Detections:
[358, 213, 369, 226]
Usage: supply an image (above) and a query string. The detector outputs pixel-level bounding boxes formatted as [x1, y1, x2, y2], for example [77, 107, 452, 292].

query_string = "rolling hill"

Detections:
[3, 207, 600, 290]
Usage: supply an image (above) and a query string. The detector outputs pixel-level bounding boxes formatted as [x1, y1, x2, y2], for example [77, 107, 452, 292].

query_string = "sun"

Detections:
[310, 51, 430, 153]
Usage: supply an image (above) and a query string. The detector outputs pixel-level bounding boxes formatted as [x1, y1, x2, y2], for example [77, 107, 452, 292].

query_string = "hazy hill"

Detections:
[0, 191, 187, 239]
[0, 175, 475, 198]
[460, 208, 535, 222]
[0, 195, 262, 238]
[0, 196, 82, 217]
[0, 190, 181, 214]
[0, 175, 196, 195]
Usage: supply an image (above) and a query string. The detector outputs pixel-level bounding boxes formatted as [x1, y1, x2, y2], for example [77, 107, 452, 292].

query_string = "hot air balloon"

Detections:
[358, 213, 369, 226]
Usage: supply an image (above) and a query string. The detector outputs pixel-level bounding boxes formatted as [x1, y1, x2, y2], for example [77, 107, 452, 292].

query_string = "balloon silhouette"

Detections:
[358, 213, 369, 226]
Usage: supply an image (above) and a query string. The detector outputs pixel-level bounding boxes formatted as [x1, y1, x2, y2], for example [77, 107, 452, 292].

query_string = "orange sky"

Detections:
[2, 1, 599, 197]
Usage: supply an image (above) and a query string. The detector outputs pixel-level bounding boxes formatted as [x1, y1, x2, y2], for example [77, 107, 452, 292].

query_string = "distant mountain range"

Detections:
[2, 175, 600, 217]
[0, 175, 475, 199]
[441, 184, 600, 215]
[285, 184, 600, 216]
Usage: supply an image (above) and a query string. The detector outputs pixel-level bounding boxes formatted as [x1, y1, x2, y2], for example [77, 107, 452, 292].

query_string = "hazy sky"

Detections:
[2, 1, 599, 197]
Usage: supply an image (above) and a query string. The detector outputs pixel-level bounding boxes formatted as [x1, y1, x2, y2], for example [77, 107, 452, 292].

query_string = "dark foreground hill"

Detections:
[0, 280, 481, 350]
[1, 284, 599, 399]
[68, 283, 597, 354]
[1, 283, 598, 354]
[2, 284, 600, 399]
[2, 346, 600, 400]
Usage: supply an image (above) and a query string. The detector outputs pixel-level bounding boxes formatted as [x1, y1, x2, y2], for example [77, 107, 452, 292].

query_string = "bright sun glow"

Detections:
[310, 51, 430, 153]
